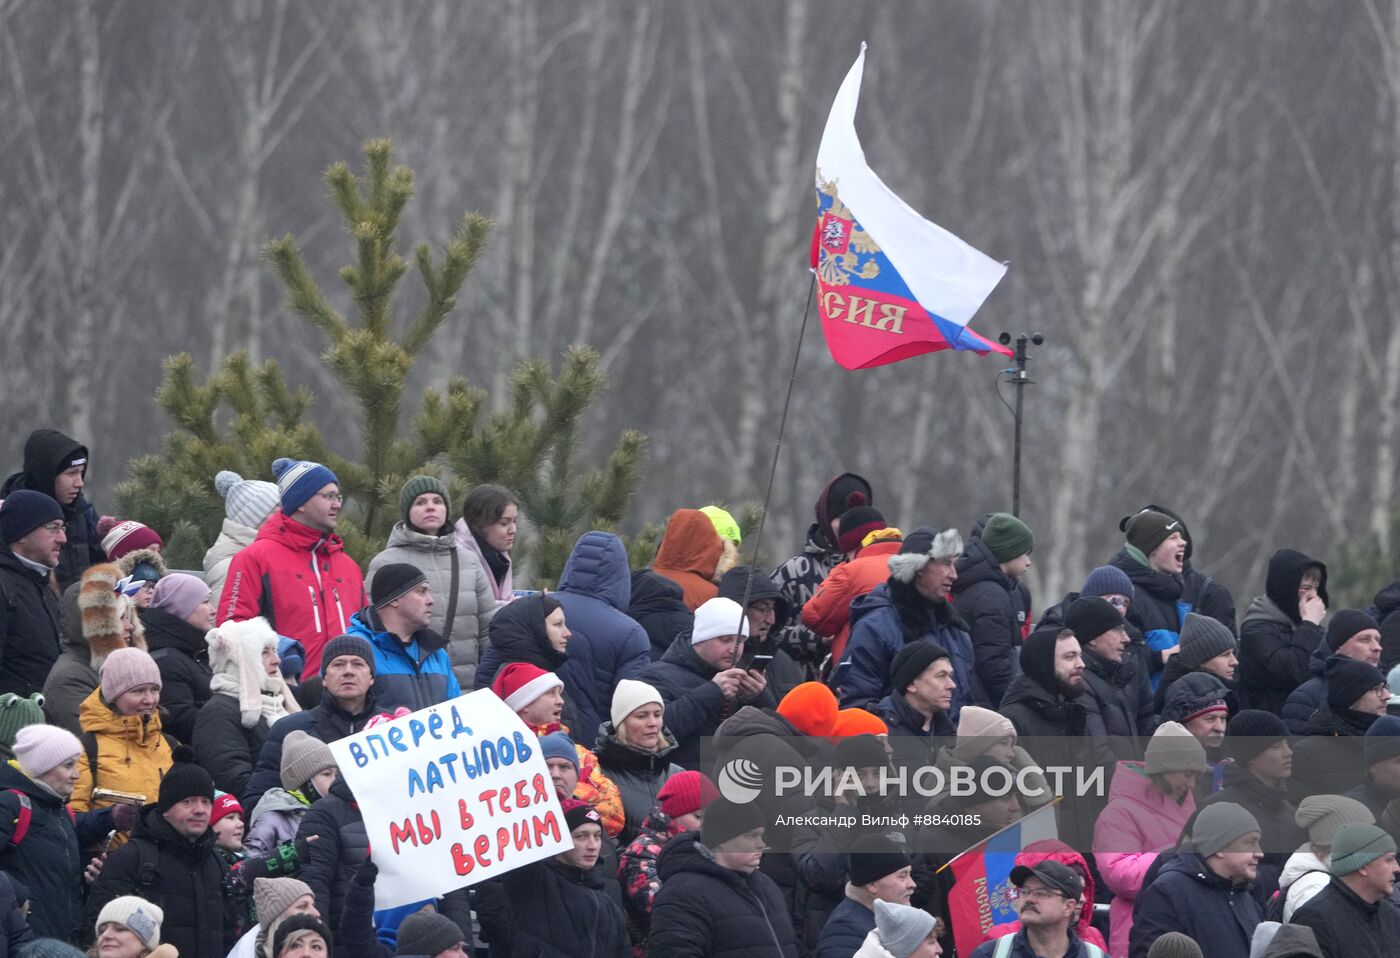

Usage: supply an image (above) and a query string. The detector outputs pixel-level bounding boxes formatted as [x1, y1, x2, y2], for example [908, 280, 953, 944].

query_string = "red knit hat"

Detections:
[833, 708, 889, 738]
[658, 771, 720, 819]
[211, 792, 244, 826]
[777, 682, 839, 737]
[100, 520, 164, 561]
[491, 662, 564, 712]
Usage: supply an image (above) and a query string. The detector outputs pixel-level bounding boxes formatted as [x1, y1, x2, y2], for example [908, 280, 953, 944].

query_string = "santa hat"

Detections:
[491, 663, 563, 712]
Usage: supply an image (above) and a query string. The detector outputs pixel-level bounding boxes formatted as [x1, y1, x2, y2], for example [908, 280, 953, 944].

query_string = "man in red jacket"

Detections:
[218, 458, 366, 674]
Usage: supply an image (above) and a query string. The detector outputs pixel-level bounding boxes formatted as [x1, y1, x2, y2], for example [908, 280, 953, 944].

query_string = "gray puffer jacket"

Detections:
[367, 521, 498, 685]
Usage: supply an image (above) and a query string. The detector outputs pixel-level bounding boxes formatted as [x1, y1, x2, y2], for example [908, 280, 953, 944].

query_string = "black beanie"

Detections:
[890, 640, 950, 695]
[1327, 609, 1380, 653]
[1121, 510, 1180, 557]
[1065, 597, 1124, 645]
[847, 833, 911, 886]
[272, 914, 332, 957]
[158, 745, 215, 812]
[701, 799, 766, 848]
[372, 563, 429, 609]
[1224, 710, 1289, 766]
[1325, 655, 1385, 714]
[836, 734, 889, 770]
[1020, 627, 1065, 691]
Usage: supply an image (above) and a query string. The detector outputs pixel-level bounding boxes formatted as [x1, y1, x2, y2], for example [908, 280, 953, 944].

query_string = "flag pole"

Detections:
[933, 796, 1063, 874]
[998, 332, 1043, 518]
[735, 272, 818, 629]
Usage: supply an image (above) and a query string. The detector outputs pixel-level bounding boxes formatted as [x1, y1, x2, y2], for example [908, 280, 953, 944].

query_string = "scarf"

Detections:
[474, 531, 512, 587]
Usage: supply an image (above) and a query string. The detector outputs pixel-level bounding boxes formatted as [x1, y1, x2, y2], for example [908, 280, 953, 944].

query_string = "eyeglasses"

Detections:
[1014, 887, 1070, 901]
[1106, 596, 1129, 611]
[316, 492, 343, 503]
[38, 521, 65, 534]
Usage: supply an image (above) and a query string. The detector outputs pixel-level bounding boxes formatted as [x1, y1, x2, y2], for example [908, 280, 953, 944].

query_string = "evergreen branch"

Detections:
[325, 160, 363, 227]
[264, 234, 349, 341]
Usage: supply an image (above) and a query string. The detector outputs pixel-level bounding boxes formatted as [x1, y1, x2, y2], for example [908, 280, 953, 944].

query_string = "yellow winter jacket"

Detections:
[69, 687, 174, 835]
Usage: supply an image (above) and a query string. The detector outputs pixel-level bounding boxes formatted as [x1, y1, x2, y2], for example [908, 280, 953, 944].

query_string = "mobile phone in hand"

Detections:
[748, 654, 774, 674]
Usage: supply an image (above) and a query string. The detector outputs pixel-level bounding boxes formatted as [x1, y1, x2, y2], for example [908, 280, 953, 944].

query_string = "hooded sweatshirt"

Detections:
[0, 428, 104, 590]
[1240, 549, 1327, 714]
[652, 509, 730, 612]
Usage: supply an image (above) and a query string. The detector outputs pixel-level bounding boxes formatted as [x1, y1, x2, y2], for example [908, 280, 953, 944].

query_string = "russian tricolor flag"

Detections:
[812, 44, 1009, 370]
[946, 802, 1060, 956]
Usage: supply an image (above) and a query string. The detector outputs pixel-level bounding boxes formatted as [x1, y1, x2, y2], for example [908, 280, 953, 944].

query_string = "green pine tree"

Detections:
[120, 139, 647, 583]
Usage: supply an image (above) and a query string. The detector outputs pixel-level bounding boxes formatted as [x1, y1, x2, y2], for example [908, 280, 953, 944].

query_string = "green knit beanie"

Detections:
[0, 693, 46, 753]
[982, 513, 1033, 563]
[399, 476, 451, 532]
[1329, 823, 1396, 875]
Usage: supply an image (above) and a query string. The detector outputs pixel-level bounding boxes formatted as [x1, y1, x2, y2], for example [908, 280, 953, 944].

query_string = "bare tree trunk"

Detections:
[68, 0, 102, 444]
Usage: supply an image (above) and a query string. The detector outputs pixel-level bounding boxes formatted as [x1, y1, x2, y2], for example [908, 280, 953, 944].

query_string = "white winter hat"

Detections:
[691, 597, 750, 645]
[611, 679, 664, 729]
[215, 470, 281, 529]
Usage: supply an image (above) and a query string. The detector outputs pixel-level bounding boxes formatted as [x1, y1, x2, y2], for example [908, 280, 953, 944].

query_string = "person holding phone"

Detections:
[719, 566, 802, 702]
[640, 597, 775, 770]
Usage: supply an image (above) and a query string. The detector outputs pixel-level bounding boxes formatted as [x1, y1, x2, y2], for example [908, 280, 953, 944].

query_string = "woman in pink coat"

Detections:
[1092, 722, 1206, 958]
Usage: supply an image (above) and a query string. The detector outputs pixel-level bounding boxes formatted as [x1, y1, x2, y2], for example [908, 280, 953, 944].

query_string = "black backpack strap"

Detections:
[81, 731, 99, 795]
[133, 837, 159, 890]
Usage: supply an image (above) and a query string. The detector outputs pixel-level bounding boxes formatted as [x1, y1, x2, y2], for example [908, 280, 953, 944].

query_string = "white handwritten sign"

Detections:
[329, 689, 569, 908]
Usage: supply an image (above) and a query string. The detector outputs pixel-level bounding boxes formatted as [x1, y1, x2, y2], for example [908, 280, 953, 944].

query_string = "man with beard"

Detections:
[999, 627, 1113, 845]
[998, 628, 1103, 740]
[967, 861, 1101, 958]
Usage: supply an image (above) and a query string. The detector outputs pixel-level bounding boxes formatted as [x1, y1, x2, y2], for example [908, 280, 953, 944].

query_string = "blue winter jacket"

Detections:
[833, 584, 981, 722]
[477, 532, 650, 748]
[349, 608, 461, 713]
[815, 897, 874, 958]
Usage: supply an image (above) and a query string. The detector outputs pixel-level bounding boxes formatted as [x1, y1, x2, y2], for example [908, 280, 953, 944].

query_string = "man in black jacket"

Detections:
[1291, 823, 1400, 958]
[243, 634, 377, 809]
[874, 639, 956, 739]
[88, 749, 239, 958]
[718, 566, 802, 704]
[1066, 596, 1154, 752]
[1199, 710, 1302, 905]
[1239, 549, 1328, 714]
[649, 799, 799, 957]
[952, 512, 1034, 709]
[0, 491, 66, 697]
[639, 597, 773, 770]
[1, 429, 105, 591]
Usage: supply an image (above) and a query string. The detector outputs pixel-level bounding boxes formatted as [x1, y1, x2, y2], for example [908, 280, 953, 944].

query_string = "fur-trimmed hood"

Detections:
[887, 526, 964, 584]
[77, 563, 146, 668]
[114, 547, 167, 580]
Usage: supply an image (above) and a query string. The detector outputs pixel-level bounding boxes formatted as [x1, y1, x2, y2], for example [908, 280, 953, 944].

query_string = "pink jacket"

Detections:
[1093, 761, 1196, 958]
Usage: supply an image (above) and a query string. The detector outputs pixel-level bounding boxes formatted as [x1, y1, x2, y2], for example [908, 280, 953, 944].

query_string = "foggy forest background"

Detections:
[2, 0, 1397, 607]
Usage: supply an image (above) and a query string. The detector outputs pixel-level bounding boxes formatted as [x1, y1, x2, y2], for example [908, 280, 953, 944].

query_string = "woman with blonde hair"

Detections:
[89, 896, 178, 957]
